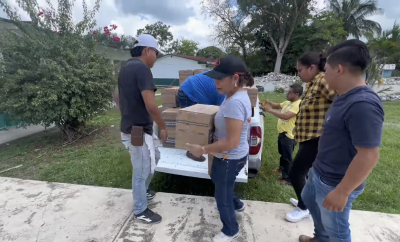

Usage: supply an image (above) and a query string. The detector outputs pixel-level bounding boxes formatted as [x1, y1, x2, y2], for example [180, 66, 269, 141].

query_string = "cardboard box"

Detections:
[163, 138, 176, 148]
[159, 108, 179, 148]
[179, 70, 194, 85]
[175, 104, 219, 149]
[161, 87, 179, 108]
[245, 85, 258, 107]
[193, 69, 208, 75]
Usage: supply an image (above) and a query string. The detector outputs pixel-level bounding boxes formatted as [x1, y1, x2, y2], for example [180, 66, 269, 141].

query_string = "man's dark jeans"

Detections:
[177, 89, 197, 108]
[277, 132, 296, 181]
[211, 155, 246, 236]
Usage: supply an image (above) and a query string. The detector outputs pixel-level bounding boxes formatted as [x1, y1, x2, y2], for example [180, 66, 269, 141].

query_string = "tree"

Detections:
[202, 0, 252, 60]
[238, 0, 313, 73]
[167, 38, 199, 56]
[196, 46, 226, 59]
[137, 21, 174, 51]
[366, 22, 400, 86]
[225, 45, 243, 58]
[0, 0, 115, 142]
[307, 12, 347, 51]
[277, 12, 346, 74]
[92, 25, 135, 49]
[329, 0, 383, 40]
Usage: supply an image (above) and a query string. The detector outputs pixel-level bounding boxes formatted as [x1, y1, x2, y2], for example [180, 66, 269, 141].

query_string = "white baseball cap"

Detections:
[134, 34, 164, 55]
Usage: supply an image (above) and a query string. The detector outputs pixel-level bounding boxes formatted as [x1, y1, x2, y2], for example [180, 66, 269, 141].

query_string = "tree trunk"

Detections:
[59, 119, 86, 143]
[274, 52, 284, 73]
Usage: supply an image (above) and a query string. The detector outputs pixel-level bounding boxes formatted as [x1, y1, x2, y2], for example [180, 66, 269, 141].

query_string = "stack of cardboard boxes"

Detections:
[179, 69, 209, 85]
[159, 108, 179, 148]
[179, 70, 193, 85]
[159, 104, 219, 149]
[175, 104, 219, 149]
[161, 87, 179, 108]
[158, 70, 258, 171]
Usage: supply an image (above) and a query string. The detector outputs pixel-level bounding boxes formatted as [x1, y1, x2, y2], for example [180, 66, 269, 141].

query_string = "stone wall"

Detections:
[254, 73, 400, 101]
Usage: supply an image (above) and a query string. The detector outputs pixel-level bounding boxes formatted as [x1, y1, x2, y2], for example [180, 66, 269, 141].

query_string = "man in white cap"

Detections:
[118, 34, 167, 224]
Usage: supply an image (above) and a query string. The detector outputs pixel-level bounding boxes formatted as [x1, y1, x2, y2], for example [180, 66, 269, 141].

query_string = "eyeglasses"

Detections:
[149, 47, 159, 57]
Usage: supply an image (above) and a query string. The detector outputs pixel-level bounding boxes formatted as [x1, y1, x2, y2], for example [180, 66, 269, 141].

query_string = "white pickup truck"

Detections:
[154, 97, 265, 183]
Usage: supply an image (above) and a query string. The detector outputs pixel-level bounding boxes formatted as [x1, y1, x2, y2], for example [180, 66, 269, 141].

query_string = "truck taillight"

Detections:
[249, 126, 262, 155]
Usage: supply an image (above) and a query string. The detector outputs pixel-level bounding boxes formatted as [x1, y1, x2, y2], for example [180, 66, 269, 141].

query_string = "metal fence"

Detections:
[0, 114, 21, 130]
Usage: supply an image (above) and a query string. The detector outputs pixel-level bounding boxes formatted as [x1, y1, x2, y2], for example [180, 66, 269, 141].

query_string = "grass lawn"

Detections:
[0, 93, 399, 214]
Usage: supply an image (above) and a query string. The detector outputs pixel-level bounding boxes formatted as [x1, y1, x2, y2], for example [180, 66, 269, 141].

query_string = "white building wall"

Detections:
[152, 55, 209, 79]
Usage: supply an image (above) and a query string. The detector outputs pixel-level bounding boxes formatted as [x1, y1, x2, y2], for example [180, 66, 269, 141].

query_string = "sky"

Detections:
[0, 0, 399, 49]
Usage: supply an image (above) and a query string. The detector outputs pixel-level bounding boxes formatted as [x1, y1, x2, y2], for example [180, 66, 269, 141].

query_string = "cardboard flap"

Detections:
[162, 108, 179, 120]
[177, 104, 219, 127]
[193, 69, 208, 75]
[179, 70, 194, 76]
[161, 87, 179, 104]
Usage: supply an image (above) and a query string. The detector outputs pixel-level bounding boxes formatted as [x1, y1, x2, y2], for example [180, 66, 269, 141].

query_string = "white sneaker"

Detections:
[285, 208, 310, 223]
[213, 231, 239, 242]
[290, 198, 298, 207]
[235, 203, 245, 212]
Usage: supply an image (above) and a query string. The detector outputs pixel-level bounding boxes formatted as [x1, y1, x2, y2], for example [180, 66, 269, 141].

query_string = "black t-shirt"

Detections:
[118, 58, 156, 135]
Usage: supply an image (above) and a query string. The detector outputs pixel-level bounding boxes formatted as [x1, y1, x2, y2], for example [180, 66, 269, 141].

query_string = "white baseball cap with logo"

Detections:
[134, 34, 164, 55]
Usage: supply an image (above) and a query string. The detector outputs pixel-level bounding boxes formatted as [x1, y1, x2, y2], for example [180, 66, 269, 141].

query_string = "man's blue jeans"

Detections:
[121, 133, 160, 215]
[302, 168, 364, 242]
[211, 155, 246, 236]
[177, 89, 197, 108]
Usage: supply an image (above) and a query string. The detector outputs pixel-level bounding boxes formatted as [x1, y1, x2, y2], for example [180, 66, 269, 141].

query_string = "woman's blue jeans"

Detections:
[211, 155, 246, 236]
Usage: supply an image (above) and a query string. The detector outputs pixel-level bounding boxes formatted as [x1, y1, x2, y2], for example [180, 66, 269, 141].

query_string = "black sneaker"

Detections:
[147, 190, 156, 200]
[135, 208, 162, 224]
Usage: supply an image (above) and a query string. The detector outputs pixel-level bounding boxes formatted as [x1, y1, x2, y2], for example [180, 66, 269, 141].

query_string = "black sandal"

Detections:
[186, 151, 206, 162]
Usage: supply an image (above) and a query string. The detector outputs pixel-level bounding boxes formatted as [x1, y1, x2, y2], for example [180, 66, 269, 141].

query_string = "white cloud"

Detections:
[1, 0, 398, 50]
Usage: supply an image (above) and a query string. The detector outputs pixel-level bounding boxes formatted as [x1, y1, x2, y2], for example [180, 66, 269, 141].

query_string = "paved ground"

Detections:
[0, 125, 52, 145]
[0, 177, 399, 242]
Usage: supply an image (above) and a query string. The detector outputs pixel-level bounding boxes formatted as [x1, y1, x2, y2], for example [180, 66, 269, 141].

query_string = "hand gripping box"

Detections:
[159, 108, 179, 148]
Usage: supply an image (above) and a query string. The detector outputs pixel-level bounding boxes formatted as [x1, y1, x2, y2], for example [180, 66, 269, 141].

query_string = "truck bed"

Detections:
[153, 125, 249, 183]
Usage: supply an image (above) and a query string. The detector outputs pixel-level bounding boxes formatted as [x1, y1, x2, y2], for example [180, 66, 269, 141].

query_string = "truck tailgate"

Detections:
[156, 147, 248, 183]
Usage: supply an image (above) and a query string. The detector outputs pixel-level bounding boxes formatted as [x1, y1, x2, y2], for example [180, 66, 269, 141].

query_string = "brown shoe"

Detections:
[299, 235, 318, 242]
[186, 151, 206, 162]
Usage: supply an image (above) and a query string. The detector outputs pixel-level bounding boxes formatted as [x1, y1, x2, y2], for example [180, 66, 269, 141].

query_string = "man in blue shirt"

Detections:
[299, 40, 384, 242]
[178, 71, 226, 107]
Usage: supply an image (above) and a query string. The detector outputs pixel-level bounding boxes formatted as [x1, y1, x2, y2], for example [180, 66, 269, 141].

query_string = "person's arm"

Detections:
[336, 102, 384, 194]
[265, 101, 298, 120]
[323, 101, 384, 212]
[267, 101, 282, 110]
[137, 66, 166, 131]
[320, 77, 337, 101]
[266, 109, 296, 120]
[204, 99, 245, 154]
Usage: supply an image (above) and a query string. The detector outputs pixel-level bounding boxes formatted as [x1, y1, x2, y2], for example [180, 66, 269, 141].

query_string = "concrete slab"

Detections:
[116, 194, 400, 242]
[0, 125, 52, 145]
[1, 177, 399, 242]
[0, 177, 133, 242]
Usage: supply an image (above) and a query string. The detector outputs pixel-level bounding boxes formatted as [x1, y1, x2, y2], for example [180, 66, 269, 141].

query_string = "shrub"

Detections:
[275, 87, 285, 93]
[0, 0, 115, 142]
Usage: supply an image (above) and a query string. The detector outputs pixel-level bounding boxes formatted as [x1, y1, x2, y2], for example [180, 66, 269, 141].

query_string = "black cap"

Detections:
[204, 55, 248, 79]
